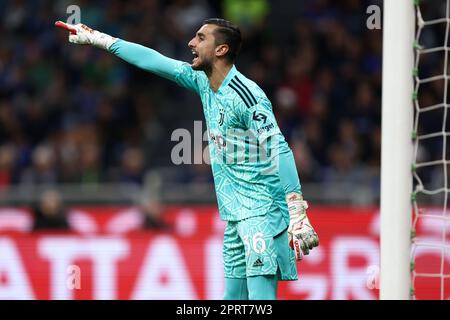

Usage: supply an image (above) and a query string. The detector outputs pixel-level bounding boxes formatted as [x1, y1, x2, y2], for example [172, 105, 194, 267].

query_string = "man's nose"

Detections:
[188, 39, 195, 48]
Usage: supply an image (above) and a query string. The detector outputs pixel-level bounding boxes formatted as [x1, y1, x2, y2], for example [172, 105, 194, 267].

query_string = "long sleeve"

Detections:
[109, 39, 201, 93]
[278, 147, 302, 196]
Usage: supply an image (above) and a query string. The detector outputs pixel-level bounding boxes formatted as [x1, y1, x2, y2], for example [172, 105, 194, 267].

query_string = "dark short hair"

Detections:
[203, 18, 242, 63]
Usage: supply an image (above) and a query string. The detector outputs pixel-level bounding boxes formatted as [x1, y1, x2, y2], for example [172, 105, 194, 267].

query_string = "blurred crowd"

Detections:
[1, 0, 441, 205]
[29, 187, 170, 232]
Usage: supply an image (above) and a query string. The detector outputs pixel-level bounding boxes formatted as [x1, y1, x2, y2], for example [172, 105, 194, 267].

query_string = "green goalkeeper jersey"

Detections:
[110, 40, 298, 228]
[174, 63, 291, 221]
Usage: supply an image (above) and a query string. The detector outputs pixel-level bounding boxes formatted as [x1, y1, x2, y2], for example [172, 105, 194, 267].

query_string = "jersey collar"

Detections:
[215, 65, 237, 94]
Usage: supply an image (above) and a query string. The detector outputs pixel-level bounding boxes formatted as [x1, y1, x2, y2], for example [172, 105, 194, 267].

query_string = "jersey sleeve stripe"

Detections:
[234, 76, 257, 105]
[229, 82, 251, 108]
[230, 79, 256, 107]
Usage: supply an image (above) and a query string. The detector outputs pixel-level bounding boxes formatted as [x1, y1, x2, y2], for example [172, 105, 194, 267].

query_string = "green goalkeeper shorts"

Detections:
[223, 214, 298, 280]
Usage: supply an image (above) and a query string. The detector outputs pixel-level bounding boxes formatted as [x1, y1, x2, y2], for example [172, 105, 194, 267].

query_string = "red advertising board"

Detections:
[0, 206, 448, 299]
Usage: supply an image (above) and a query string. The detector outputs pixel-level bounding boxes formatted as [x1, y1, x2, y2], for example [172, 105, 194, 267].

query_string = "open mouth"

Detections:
[192, 50, 199, 64]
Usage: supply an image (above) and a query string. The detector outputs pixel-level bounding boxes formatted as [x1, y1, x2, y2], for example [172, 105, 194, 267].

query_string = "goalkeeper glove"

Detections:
[55, 21, 117, 50]
[286, 192, 319, 260]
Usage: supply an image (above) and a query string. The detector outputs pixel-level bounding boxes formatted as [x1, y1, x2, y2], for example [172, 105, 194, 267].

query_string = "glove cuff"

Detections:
[92, 31, 117, 50]
[286, 192, 308, 225]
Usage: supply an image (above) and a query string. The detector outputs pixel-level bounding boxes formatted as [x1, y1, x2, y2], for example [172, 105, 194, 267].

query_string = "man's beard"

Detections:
[192, 56, 213, 74]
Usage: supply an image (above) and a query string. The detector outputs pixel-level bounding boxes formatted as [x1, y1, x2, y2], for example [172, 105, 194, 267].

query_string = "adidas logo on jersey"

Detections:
[252, 258, 264, 267]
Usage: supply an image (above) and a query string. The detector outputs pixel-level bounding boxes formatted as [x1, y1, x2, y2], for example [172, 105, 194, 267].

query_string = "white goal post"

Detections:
[380, 0, 415, 300]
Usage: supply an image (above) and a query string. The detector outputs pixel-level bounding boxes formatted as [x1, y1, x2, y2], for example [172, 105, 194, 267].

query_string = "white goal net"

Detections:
[411, 0, 450, 300]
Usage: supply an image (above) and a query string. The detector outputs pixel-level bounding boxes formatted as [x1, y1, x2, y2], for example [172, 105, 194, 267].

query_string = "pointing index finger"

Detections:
[55, 21, 77, 34]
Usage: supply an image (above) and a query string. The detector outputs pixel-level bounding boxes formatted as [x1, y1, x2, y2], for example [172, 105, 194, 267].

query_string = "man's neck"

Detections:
[206, 62, 233, 92]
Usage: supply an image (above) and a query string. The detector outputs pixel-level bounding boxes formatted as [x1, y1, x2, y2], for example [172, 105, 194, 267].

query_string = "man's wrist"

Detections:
[92, 31, 117, 50]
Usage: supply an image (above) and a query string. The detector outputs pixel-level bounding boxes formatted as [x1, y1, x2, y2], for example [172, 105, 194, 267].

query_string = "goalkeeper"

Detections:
[55, 18, 319, 300]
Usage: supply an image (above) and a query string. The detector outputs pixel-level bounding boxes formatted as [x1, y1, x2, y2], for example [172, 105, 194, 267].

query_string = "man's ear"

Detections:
[215, 44, 229, 58]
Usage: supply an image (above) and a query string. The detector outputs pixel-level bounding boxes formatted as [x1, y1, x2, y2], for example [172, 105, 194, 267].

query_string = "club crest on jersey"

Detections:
[218, 112, 224, 126]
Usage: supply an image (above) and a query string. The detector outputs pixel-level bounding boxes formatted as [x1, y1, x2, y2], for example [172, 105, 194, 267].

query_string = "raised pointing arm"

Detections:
[55, 21, 200, 91]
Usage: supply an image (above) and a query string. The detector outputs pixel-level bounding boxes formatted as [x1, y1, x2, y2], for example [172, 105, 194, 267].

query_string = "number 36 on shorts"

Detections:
[243, 232, 267, 255]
